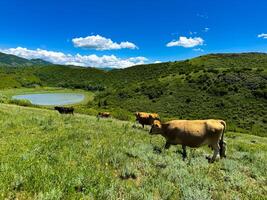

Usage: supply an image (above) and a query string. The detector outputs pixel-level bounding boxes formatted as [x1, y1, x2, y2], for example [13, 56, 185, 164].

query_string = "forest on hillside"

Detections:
[0, 53, 266, 136]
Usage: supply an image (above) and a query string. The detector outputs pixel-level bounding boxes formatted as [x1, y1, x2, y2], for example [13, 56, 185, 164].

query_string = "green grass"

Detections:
[0, 104, 266, 199]
[1, 53, 267, 136]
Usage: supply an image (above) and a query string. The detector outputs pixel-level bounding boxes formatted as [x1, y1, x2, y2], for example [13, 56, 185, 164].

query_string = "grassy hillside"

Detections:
[0, 52, 50, 67]
[0, 104, 266, 199]
[189, 53, 267, 69]
[0, 53, 266, 136]
[95, 54, 267, 136]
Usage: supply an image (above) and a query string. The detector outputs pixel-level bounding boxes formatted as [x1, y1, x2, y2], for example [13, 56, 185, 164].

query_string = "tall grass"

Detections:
[0, 104, 266, 199]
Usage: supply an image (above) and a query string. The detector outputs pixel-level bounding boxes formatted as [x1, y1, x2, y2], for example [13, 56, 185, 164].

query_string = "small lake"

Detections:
[12, 93, 85, 106]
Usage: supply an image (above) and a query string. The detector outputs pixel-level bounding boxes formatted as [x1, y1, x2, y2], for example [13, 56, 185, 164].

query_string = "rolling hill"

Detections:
[0, 52, 51, 67]
[0, 52, 266, 136]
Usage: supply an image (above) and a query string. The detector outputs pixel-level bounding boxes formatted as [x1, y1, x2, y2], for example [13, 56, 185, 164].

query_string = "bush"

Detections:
[252, 88, 267, 99]
[9, 99, 32, 107]
[209, 86, 228, 96]
[112, 109, 132, 121]
[0, 94, 9, 103]
[140, 84, 164, 99]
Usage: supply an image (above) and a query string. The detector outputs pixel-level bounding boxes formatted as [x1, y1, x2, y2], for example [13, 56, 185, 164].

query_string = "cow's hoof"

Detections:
[206, 156, 215, 163]
[208, 156, 220, 163]
[208, 159, 215, 163]
[206, 156, 211, 161]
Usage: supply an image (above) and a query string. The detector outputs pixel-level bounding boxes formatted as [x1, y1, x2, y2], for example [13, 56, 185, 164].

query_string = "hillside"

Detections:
[0, 52, 266, 136]
[0, 52, 51, 67]
[96, 53, 267, 136]
[0, 104, 266, 199]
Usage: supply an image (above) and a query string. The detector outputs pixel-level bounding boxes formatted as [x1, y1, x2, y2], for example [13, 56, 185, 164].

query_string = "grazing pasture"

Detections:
[0, 104, 266, 199]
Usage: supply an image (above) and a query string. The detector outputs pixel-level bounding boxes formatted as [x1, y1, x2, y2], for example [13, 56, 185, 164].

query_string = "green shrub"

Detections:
[9, 99, 33, 107]
[0, 94, 9, 103]
[252, 88, 267, 99]
[209, 86, 228, 96]
[112, 110, 132, 121]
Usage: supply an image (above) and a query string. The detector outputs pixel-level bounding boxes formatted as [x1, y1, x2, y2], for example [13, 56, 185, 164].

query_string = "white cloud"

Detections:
[72, 35, 138, 50]
[189, 31, 197, 35]
[203, 27, 210, 32]
[193, 48, 204, 52]
[166, 36, 204, 48]
[258, 33, 267, 39]
[154, 60, 162, 64]
[0, 47, 147, 69]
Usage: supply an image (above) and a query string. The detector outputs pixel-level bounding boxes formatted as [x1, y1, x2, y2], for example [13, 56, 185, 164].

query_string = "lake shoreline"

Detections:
[12, 93, 85, 106]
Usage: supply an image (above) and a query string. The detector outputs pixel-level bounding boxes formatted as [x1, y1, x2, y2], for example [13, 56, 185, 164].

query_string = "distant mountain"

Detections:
[29, 58, 51, 65]
[0, 52, 51, 67]
[101, 67, 114, 71]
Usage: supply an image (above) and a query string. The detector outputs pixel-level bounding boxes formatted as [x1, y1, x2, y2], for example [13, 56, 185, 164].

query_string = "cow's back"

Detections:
[163, 120, 224, 147]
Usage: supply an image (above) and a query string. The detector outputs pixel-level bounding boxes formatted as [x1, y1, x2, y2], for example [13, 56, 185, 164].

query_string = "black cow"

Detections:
[54, 106, 74, 115]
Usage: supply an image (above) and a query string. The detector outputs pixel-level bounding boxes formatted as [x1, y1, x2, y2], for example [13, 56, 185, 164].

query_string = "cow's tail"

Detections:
[219, 120, 226, 157]
[219, 120, 226, 143]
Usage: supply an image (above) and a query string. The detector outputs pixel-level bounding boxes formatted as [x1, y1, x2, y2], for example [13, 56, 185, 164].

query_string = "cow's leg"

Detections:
[164, 141, 171, 149]
[182, 145, 187, 160]
[209, 143, 220, 163]
[219, 141, 227, 158]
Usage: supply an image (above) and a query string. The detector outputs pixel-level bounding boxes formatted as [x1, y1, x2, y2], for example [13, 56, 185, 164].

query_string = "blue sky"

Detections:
[0, 0, 267, 68]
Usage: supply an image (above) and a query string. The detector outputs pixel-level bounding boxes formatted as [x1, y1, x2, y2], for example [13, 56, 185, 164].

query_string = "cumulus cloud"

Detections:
[166, 36, 204, 48]
[193, 48, 204, 52]
[0, 47, 147, 68]
[258, 33, 267, 39]
[72, 35, 138, 50]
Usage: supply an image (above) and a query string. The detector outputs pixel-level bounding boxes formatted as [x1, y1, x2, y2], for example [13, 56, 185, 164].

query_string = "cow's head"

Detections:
[135, 112, 139, 119]
[149, 120, 162, 135]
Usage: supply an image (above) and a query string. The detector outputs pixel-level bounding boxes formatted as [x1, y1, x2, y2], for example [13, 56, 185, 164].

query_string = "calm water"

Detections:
[12, 93, 85, 106]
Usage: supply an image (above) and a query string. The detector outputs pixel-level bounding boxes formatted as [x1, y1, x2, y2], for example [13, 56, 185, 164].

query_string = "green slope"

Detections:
[95, 53, 267, 136]
[0, 104, 266, 199]
[0, 52, 51, 67]
[0, 53, 266, 136]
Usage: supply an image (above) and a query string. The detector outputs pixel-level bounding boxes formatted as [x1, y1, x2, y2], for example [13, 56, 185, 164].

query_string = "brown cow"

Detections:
[135, 112, 160, 128]
[97, 112, 111, 118]
[149, 119, 226, 163]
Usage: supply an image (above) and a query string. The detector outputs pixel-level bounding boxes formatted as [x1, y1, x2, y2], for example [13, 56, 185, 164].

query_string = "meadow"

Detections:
[0, 104, 266, 199]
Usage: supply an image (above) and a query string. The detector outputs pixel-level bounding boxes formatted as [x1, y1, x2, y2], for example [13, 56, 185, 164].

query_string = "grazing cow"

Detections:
[135, 112, 160, 128]
[149, 119, 226, 163]
[54, 106, 74, 115]
[97, 112, 111, 118]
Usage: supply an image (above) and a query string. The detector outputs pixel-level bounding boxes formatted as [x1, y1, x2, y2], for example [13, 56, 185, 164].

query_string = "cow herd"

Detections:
[54, 107, 227, 163]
